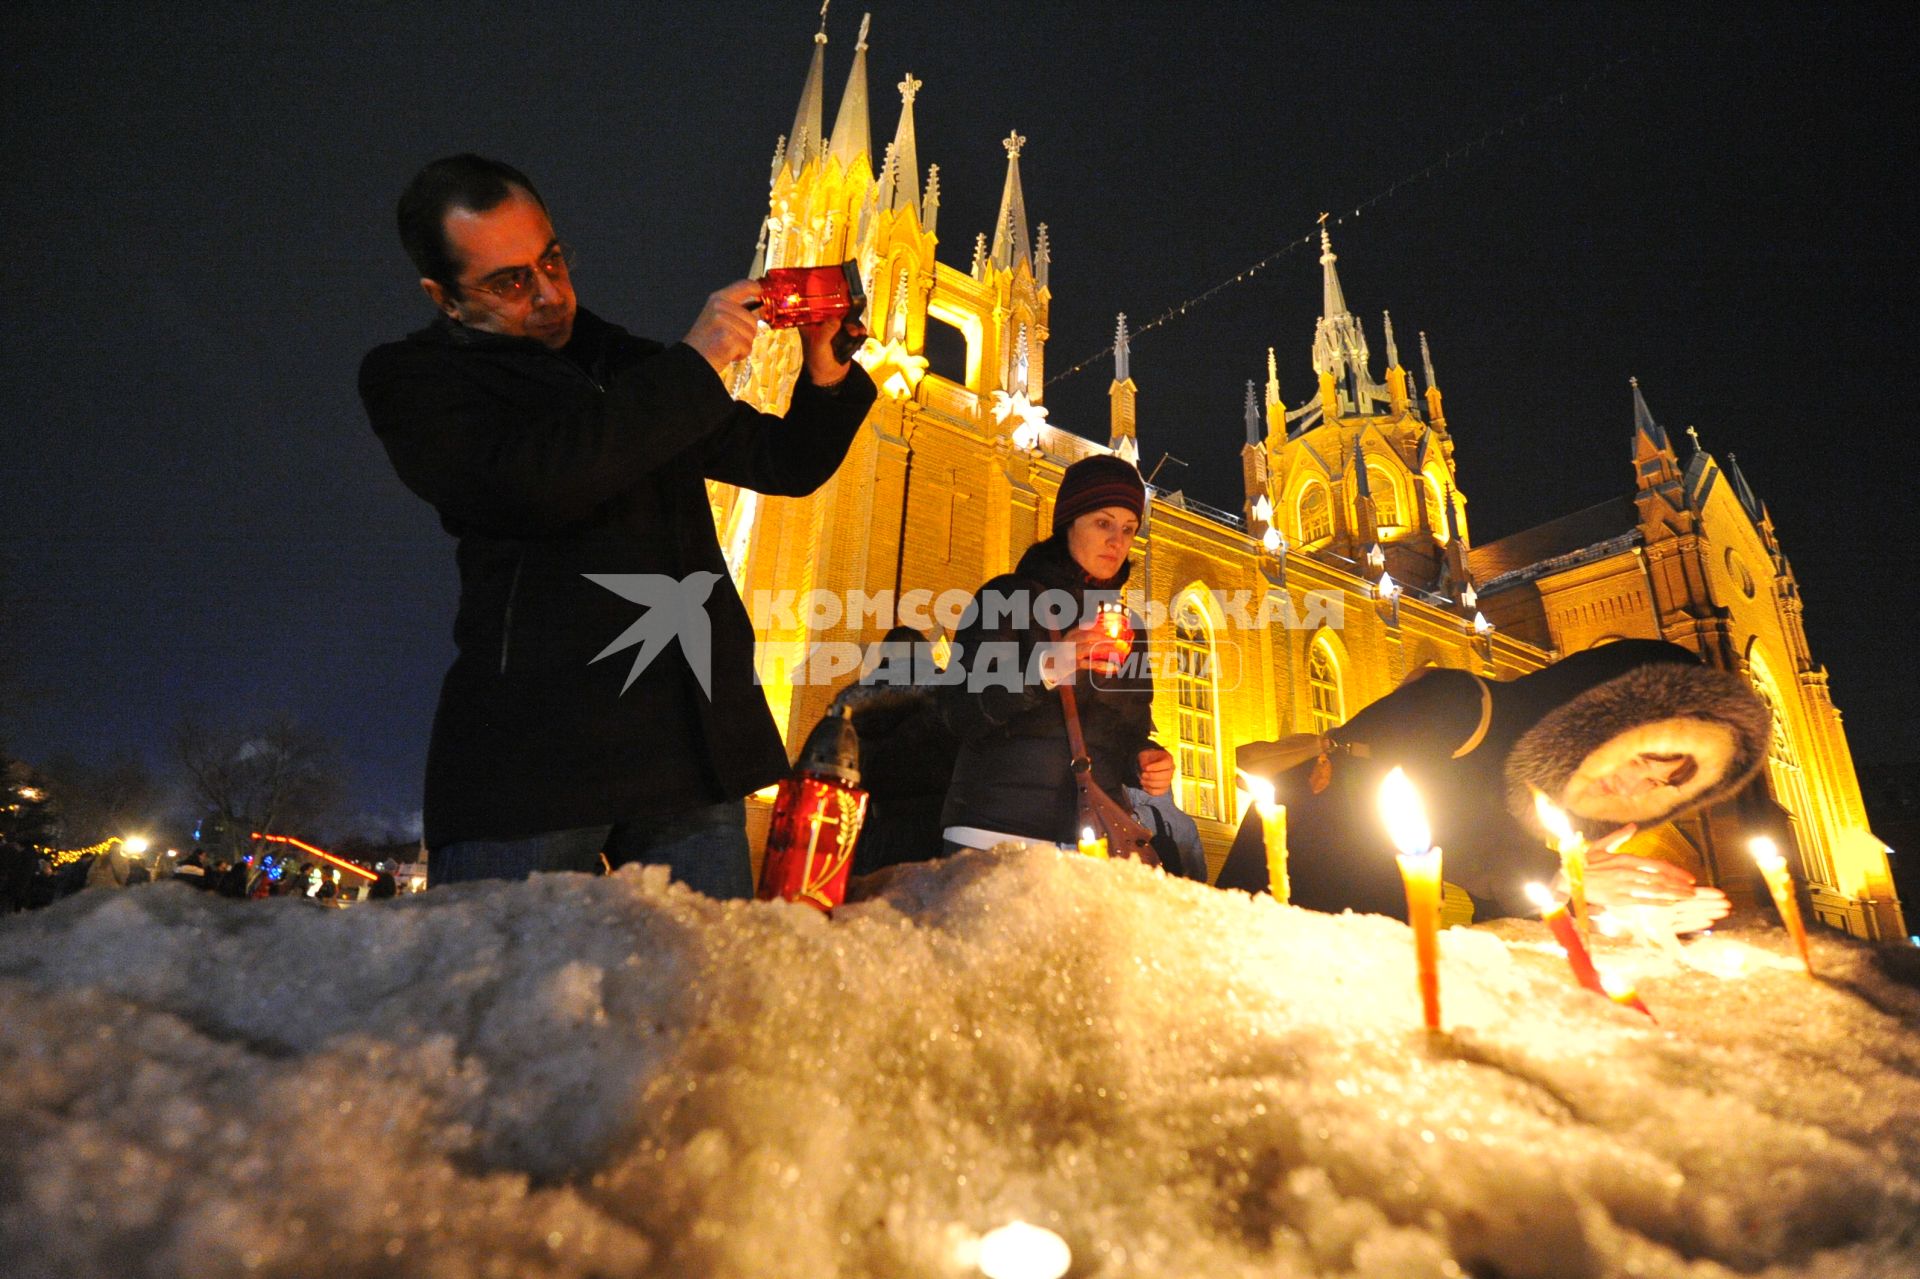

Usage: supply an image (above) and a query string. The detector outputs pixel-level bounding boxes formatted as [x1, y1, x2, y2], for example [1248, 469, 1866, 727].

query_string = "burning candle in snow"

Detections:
[1379, 766, 1443, 1031]
[1077, 825, 1108, 861]
[1524, 881, 1607, 996]
[975, 1221, 1071, 1279]
[1237, 769, 1289, 904]
[1749, 836, 1814, 975]
[1533, 790, 1592, 949]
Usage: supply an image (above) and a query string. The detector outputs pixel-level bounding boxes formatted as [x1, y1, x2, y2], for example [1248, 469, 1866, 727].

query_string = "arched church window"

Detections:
[1367, 461, 1400, 528]
[1308, 637, 1344, 733]
[1298, 483, 1331, 544]
[1172, 597, 1222, 821]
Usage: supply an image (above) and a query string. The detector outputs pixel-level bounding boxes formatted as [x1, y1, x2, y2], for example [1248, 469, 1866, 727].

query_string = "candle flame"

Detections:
[1531, 789, 1578, 848]
[1523, 881, 1556, 912]
[1749, 835, 1786, 872]
[976, 1221, 1071, 1279]
[1377, 766, 1431, 857]
[1236, 768, 1277, 808]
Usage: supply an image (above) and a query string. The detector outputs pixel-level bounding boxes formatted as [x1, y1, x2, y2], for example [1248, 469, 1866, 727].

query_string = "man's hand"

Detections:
[1137, 747, 1175, 797]
[798, 313, 867, 386]
[682, 280, 763, 376]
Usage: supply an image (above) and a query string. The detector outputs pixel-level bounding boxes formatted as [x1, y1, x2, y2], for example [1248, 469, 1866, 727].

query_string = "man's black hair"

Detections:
[396, 153, 546, 290]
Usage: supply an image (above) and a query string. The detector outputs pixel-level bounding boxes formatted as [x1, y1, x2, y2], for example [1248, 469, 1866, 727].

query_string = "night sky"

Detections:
[4, 2, 1915, 838]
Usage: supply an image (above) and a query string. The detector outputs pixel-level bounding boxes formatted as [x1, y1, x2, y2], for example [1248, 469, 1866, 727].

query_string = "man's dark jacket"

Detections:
[937, 536, 1158, 845]
[360, 308, 875, 848]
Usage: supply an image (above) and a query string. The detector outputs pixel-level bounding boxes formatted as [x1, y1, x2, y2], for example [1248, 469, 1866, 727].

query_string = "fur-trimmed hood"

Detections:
[1504, 657, 1770, 831]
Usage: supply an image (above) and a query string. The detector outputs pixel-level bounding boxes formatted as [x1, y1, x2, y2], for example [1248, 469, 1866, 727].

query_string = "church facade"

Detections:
[717, 18, 1904, 941]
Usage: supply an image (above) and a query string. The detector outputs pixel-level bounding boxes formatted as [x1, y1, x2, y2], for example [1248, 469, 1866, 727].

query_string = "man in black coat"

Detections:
[360, 155, 875, 893]
[1218, 640, 1769, 927]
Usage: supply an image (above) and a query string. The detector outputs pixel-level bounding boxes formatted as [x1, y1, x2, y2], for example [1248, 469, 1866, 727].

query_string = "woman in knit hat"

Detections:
[935, 455, 1177, 855]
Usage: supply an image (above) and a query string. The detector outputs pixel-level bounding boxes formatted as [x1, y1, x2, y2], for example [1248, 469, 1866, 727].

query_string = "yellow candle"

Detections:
[1379, 767, 1443, 1031]
[1077, 825, 1109, 861]
[1238, 770, 1289, 904]
[1533, 790, 1591, 948]
[1750, 836, 1813, 976]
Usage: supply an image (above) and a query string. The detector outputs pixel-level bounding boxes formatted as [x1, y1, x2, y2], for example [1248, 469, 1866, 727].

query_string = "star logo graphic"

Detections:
[582, 572, 722, 697]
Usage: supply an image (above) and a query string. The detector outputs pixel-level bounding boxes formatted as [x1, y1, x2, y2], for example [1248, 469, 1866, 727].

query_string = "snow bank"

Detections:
[2, 847, 1918, 1278]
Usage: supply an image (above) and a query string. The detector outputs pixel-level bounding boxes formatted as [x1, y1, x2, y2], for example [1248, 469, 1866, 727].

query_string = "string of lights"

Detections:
[32, 836, 120, 868]
[1045, 49, 1641, 389]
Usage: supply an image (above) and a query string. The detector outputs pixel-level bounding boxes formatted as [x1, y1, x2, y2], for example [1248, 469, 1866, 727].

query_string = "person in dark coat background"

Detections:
[1218, 640, 1769, 927]
[936, 457, 1175, 852]
[838, 626, 961, 876]
[359, 155, 875, 894]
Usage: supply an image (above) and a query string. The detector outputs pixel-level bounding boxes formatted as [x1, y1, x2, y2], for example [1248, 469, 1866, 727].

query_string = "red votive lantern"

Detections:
[753, 262, 867, 329]
[757, 706, 870, 912]
[1087, 601, 1134, 670]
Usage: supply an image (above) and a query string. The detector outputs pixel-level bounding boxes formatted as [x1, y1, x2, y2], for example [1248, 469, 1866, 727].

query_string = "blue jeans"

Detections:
[430, 799, 753, 899]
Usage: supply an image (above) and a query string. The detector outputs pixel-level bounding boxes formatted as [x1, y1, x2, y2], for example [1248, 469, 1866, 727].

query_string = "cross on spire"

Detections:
[1004, 131, 1026, 158]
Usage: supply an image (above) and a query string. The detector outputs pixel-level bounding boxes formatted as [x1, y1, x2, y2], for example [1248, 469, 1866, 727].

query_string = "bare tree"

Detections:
[39, 750, 166, 846]
[175, 712, 342, 863]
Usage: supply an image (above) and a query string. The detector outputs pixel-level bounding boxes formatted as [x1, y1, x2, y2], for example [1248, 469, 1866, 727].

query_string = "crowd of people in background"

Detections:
[0, 838, 406, 913]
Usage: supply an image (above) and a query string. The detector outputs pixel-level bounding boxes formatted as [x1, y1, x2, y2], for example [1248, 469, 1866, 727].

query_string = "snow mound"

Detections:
[3, 847, 1918, 1278]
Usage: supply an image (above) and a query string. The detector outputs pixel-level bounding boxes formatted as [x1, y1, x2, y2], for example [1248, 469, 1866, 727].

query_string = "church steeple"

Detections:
[1312, 222, 1379, 417]
[826, 12, 871, 171]
[1630, 377, 1682, 492]
[991, 131, 1032, 271]
[1383, 310, 1411, 417]
[1419, 331, 1446, 429]
[1109, 313, 1138, 464]
[783, 7, 831, 176]
[1264, 346, 1285, 438]
[879, 72, 922, 214]
[1725, 451, 1762, 520]
[1631, 375, 1669, 454]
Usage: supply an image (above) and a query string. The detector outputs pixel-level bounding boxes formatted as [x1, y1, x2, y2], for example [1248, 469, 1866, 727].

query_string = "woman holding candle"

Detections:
[936, 456, 1175, 855]
[1219, 640, 1767, 926]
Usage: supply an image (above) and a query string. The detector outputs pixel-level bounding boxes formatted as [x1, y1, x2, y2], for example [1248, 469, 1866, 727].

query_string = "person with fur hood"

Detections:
[1216, 640, 1770, 927]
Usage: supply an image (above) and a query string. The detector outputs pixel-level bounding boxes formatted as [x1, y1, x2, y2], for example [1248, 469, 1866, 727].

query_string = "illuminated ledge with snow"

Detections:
[2, 851, 1917, 1278]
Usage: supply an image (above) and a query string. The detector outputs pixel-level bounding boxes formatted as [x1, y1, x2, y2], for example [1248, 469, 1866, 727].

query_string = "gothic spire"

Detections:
[1725, 451, 1763, 520]
[1383, 310, 1400, 369]
[1420, 330, 1438, 391]
[881, 72, 922, 213]
[990, 131, 1032, 271]
[1630, 376, 1670, 453]
[784, 6, 830, 175]
[1110, 313, 1138, 463]
[827, 12, 872, 169]
[1244, 381, 1261, 448]
[1265, 347, 1281, 407]
[921, 163, 940, 234]
[1319, 222, 1349, 320]
[1035, 223, 1051, 290]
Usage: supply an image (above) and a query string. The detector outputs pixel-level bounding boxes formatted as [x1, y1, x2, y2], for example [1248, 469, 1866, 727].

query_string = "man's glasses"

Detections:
[463, 243, 574, 302]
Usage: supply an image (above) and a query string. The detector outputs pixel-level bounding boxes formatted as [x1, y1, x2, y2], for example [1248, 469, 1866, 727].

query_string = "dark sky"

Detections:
[4, 1, 1916, 837]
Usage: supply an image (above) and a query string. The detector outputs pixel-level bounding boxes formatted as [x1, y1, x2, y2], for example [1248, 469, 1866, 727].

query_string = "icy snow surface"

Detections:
[3, 847, 1919, 1278]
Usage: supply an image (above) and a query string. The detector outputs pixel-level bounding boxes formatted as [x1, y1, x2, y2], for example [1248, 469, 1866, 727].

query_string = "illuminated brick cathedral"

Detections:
[714, 16, 1904, 941]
